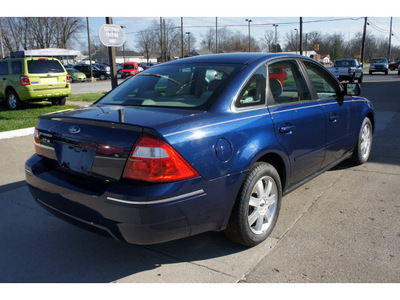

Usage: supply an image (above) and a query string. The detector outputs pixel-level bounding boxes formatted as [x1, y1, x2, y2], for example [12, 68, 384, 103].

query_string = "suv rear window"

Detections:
[123, 64, 136, 70]
[27, 60, 65, 74]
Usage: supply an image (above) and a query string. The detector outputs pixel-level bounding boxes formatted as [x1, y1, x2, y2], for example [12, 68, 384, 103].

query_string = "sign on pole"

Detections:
[99, 24, 125, 47]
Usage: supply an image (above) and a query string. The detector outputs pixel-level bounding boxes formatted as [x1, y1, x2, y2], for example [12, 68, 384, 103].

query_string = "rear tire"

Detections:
[51, 96, 67, 106]
[350, 117, 373, 165]
[6, 90, 22, 110]
[224, 162, 282, 247]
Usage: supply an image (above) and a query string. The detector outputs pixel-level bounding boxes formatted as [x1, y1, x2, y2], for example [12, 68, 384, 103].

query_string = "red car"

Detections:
[121, 62, 139, 78]
[389, 60, 400, 71]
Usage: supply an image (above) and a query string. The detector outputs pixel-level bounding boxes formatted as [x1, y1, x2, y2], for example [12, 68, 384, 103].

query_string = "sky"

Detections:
[82, 16, 400, 52]
[2, 0, 400, 52]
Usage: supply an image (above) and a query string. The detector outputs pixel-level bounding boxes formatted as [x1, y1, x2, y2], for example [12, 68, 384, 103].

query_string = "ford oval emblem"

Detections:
[68, 125, 81, 134]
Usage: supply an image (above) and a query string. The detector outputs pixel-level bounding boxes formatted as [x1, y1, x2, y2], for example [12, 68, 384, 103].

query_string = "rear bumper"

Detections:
[25, 154, 243, 245]
[19, 85, 71, 101]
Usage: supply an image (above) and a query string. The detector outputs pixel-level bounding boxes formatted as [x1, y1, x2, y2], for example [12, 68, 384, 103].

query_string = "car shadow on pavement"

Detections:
[0, 184, 248, 283]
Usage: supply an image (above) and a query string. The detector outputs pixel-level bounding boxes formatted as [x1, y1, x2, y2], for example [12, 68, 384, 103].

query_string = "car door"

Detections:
[0, 61, 9, 98]
[302, 60, 356, 166]
[267, 59, 326, 186]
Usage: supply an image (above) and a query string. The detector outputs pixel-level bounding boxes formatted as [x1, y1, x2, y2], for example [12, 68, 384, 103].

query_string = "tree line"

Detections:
[0, 17, 85, 55]
[1, 17, 399, 63]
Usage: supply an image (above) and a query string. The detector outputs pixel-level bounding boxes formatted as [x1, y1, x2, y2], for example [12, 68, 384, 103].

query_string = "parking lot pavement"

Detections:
[0, 75, 399, 283]
[242, 113, 400, 283]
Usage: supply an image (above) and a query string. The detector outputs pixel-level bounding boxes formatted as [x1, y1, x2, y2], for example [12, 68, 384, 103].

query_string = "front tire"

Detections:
[224, 162, 282, 247]
[350, 117, 373, 165]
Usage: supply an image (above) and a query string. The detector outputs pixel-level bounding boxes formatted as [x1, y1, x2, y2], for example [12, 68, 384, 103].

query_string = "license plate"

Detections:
[41, 77, 57, 84]
[60, 144, 95, 175]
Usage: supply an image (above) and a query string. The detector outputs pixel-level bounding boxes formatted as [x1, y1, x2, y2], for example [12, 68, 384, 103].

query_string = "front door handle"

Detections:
[279, 124, 295, 134]
[329, 114, 338, 123]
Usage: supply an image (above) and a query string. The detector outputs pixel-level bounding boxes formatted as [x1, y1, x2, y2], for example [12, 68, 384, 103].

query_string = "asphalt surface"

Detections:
[0, 72, 399, 285]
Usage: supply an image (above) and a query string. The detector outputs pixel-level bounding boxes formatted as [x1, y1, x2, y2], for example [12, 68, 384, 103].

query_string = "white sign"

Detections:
[99, 24, 125, 47]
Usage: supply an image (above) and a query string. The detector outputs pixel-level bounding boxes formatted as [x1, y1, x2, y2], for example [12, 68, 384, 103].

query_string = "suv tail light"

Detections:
[122, 134, 199, 183]
[348, 68, 352, 74]
[20, 76, 30, 86]
[66, 74, 71, 84]
[34, 121, 43, 156]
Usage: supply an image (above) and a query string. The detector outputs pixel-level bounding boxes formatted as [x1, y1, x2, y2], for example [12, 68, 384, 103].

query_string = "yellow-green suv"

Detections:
[0, 57, 71, 109]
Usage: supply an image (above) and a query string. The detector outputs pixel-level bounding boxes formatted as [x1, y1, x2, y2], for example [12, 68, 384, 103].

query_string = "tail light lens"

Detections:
[122, 134, 199, 183]
[348, 68, 352, 74]
[66, 74, 71, 84]
[34, 121, 43, 156]
[20, 76, 30, 86]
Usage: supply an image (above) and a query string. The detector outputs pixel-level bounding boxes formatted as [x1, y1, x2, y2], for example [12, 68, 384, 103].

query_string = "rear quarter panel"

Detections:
[157, 109, 289, 182]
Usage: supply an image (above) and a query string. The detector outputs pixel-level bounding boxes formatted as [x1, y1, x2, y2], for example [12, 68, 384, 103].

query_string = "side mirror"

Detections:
[344, 83, 361, 96]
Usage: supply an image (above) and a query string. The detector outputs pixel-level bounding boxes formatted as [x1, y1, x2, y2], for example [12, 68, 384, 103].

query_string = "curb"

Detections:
[0, 127, 34, 140]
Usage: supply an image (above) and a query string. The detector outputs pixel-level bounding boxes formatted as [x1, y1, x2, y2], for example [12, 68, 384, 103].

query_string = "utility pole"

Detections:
[160, 17, 164, 63]
[163, 19, 167, 61]
[106, 17, 118, 90]
[245, 19, 252, 52]
[360, 17, 368, 68]
[181, 17, 184, 59]
[299, 17, 303, 55]
[0, 19, 5, 59]
[388, 17, 393, 62]
[273, 24, 278, 52]
[216, 17, 218, 54]
[86, 17, 94, 82]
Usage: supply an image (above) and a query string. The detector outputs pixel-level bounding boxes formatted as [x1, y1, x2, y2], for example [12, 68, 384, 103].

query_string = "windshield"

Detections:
[371, 59, 388, 64]
[96, 63, 243, 110]
[123, 64, 137, 70]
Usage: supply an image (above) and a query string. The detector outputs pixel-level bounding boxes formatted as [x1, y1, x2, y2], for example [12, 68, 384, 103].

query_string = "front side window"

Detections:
[97, 63, 242, 110]
[303, 61, 338, 100]
[235, 66, 266, 108]
[267, 60, 311, 106]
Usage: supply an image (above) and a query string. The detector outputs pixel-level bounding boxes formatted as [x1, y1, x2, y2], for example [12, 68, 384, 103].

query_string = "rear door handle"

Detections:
[279, 124, 295, 134]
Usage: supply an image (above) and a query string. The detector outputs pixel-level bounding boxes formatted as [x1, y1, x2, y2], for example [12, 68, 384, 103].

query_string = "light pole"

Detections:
[294, 28, 298, 54]
[273, 24, 278, 52]
[185, 32, 191, 56]
[120, 25, 126, 63]
[245, 19, 252, 52]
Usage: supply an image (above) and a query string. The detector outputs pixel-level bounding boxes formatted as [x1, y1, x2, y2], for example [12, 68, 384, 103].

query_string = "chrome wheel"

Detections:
[360, 122, 372, 159]
[248, 176, 278, 235]
[8, 93, 17, 109]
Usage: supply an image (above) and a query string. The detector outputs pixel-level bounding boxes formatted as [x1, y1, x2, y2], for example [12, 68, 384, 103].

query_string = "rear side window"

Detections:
[27, 60, 65, 74]
[0, 62, 8, 75]
[11, 61, 22, 74]
[236, 66, 266, 108]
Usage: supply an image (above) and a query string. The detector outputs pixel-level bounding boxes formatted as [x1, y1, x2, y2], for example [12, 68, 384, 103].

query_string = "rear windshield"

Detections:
[334, 60, 355, 67]
[27, 59, 65, 74]
[96, 63, 243, 110]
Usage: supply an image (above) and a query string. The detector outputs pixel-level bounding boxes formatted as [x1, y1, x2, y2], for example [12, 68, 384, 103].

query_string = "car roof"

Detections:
[160, 53, 305, 66]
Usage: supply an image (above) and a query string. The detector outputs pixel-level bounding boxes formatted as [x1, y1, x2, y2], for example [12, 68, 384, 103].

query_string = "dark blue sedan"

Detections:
[25, 53, 374, 246]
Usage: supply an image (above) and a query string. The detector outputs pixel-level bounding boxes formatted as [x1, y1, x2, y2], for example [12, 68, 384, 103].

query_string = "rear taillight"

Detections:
[34, 121, 43, 156]
[348, 68, 352, 74]
[122, 134, 199, 183]
[20, 76, 30, 86]
[66, 74, 71, 84]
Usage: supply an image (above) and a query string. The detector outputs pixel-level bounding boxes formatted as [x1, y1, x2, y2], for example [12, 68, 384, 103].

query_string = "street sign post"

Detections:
[99, 24, 125, 47]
